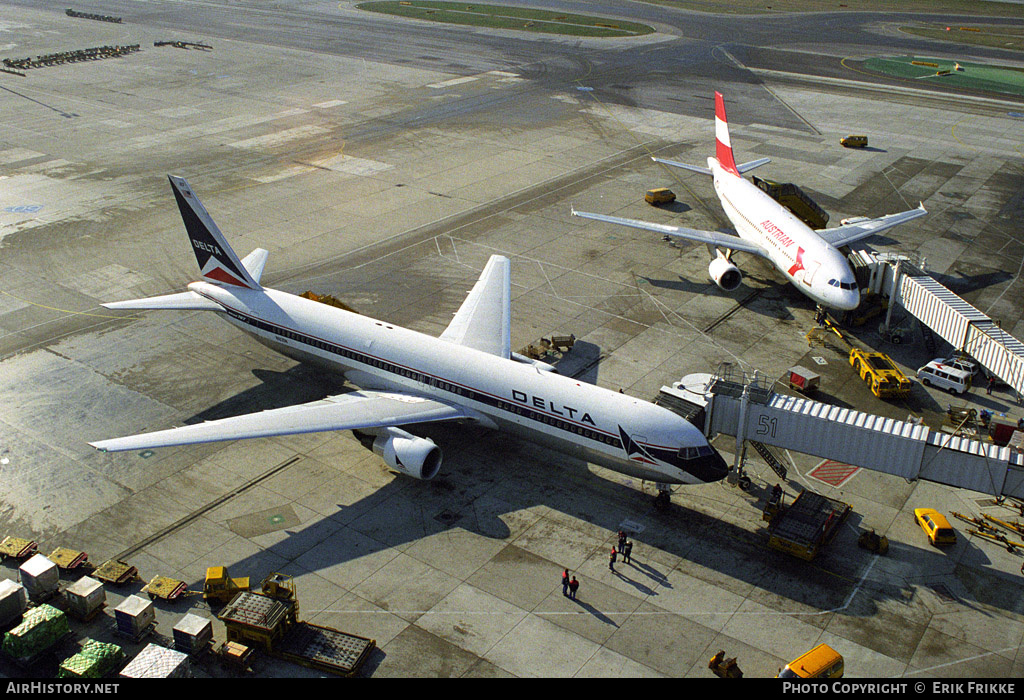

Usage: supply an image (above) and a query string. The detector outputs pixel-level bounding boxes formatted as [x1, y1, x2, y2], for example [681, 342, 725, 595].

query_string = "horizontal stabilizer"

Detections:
[89, 390, 470, 452]
[736, 157, 771, 174]
[102, 290, 223, 311]
[241, 248, 270, 284]
[653, 156, 769, 176]
[652, 156, 711, 176]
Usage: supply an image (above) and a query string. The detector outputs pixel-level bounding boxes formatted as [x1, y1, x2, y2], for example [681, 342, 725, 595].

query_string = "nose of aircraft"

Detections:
[687, 446, 730, 483]
[826, 286, 859, 311]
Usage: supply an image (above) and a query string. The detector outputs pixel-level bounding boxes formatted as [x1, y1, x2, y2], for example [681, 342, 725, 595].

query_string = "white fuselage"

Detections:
[710, 160, 860, 310]
[188, 281, 728, 485]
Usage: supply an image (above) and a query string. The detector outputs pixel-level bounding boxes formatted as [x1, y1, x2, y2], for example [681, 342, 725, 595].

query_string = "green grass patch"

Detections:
[637, 0, 1024, 17]
[356, 1, 656, 37]
[861, 55, 1024, 98]
[900, 24, 1024, 52]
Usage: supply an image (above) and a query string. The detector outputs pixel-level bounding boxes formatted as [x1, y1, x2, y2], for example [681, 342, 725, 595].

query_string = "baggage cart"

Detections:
[788, 366, 820, 394]
[766, 490, 850, 561]
[0, 537, 37, 561]
[274, 621, 375, 677]
[93, 559, 139, 585]
[143, 575, 189, 601]
[47, 547, 89, 572]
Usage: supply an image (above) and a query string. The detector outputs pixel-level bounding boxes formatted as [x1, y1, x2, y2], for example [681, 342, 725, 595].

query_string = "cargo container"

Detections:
[119, 643, 190, 678]
[2, 603, 69, 665]
[58, 639, 124, 679]
[0, 580, 28, 627]
[114, 595, 155, 641]
[173, 613, 213, 655]
[19, 553, 59, 601]
[64, 576, 105, 621]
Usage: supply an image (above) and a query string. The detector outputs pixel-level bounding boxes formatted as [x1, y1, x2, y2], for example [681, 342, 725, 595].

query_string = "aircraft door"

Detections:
[800, 259, 821, 287]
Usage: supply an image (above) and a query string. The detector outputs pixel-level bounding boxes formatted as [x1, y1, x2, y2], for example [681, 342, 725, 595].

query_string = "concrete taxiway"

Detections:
[0, 1, 1022, 678]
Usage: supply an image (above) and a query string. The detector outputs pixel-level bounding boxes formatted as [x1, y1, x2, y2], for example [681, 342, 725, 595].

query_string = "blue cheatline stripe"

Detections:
[215, 303, 625, 451]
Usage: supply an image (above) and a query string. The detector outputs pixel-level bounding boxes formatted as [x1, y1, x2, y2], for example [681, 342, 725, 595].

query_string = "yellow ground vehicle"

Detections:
[914, 508, 957, 546]
[849, 348, 911, 398]
[840, 135, 868, 148]
[204, 566, 251, 605]
[644, 187, 676, 205]
[777, 643, 844, 678]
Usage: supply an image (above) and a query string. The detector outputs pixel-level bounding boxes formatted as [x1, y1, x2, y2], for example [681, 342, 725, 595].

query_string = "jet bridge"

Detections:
[848, 250, 1024, 401]
[660, 370, 1024, 499]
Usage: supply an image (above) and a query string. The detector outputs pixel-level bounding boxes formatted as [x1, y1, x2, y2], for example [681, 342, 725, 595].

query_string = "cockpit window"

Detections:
[677, 445, 715, 460]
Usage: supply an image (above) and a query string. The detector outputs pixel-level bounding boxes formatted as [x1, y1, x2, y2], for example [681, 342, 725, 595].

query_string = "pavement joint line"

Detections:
[278, 140, 681, 283]
[748, 66, 1024, 109]
[112, 455, 303, 561]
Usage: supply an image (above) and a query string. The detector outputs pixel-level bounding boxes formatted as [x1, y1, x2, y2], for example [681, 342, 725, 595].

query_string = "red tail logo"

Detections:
[714, 92, 740, 177]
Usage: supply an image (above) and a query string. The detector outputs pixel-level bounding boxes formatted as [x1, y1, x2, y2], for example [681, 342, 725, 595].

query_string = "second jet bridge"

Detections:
[660, 370, 1024, 499]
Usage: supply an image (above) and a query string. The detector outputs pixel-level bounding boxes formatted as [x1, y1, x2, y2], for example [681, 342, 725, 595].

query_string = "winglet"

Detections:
[168, 175, 262, 290]
[714, 92, 740, 177]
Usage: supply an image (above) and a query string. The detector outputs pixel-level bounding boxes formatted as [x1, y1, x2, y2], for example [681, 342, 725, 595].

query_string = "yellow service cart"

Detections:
[143, 575, 190, 601]
[93, 559, 139, 586]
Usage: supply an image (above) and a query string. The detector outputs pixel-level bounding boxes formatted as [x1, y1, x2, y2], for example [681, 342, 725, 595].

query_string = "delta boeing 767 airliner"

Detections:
[572, 92, 927, 311]
[90, 176, 728, 487]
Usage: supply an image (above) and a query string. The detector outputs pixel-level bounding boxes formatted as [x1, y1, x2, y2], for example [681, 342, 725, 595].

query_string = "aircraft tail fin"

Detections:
[714, 91, 740, 177]
[168, 175, 262, 290]
[653, 94, 765, 178]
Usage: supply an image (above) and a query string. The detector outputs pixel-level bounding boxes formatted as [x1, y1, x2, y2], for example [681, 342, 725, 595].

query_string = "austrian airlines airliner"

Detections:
[572, 92, 927, 311]
[90, 176, 729, 488]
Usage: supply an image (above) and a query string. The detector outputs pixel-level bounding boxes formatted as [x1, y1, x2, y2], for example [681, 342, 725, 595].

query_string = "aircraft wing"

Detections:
[89, 390, 470, 452]
[439, 254, 511, 358]
[816, 203, 927, 249]
[570, 209, 768, 259]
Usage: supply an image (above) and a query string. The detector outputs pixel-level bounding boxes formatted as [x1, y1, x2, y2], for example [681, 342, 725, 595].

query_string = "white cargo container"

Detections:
[172, 613, 212, 655]
[0, 579, 28, 626]
[64, 576, 105, 620]
[114, 595, 154, 640]
[119, 643, 190, 678]
[19, 554, 59, 601]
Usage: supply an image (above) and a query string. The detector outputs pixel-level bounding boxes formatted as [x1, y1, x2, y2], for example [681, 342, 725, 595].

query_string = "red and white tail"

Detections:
[714, 92, 740, 177]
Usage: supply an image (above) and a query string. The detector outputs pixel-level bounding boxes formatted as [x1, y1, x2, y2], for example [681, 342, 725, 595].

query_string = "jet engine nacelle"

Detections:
[708, 255, 742, 291]
[371, 426, 442, 480]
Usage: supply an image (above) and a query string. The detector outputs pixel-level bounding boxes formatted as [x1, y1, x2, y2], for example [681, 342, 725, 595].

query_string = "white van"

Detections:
[917, 360, 971, 395]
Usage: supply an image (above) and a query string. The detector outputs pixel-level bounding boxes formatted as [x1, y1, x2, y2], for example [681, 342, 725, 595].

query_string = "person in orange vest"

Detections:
[561, 569, 570, 596]
[609, 547, 617, 572]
